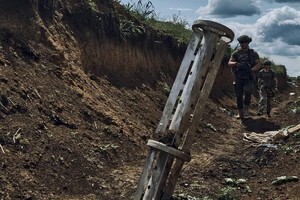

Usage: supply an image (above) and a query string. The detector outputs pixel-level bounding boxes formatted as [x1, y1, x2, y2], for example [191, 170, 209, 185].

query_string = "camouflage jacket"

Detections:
[257, 69, 277, 88]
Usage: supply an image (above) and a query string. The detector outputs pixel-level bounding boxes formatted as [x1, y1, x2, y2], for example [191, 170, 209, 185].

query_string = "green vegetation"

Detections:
[146, 18, 192, 44]
[260, 57, 287, 76]
[97, 143, 119, 152]
[118, 0, 289, 76]
[127, 0, 156, 21]
[272, 64, 286, 76]
[162, 82, 171, 96]
[119, 0, 192, 44]
[287, 76, 300, 82]
[84, 0, 98, 12]
[119, 19, 145, 42]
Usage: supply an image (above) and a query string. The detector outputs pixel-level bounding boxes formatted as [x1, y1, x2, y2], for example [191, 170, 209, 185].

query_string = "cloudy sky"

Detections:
[119, 0, 300, 77]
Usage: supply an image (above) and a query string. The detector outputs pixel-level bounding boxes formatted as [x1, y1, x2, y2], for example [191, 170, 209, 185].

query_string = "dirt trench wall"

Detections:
[0, 0, 186, 86]
[63, 1, 185, 85]
[2, 0, 285, 93]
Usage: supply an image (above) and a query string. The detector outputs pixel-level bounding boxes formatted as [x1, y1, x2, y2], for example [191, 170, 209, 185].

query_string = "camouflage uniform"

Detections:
[257, 68, 277, 116]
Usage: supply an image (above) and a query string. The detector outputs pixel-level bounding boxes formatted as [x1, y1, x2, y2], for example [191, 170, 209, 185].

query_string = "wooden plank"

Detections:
[170, 33, 219, 147]
[140, 34, 201, 200]
[142, 152, 170, 200]
[182, 39, 228, 151]
[161, 40, 228, 199]
[134, 149, 157, 200]
[135, 19, 234, 200]
[156, 33, 201, 134]
[288, 124, 300, 133]
[147, 140, 191, 162]
[157, 33, 219, 200]
[135, 34, 202, 200]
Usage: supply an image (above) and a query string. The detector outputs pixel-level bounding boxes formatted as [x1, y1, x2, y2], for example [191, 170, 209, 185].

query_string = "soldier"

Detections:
[257, 60, 278, 117]
[228, 35, 261, 120]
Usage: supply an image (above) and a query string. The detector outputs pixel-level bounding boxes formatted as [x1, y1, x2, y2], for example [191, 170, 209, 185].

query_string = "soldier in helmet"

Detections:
[257, 60, 278, 117]
[228, 35, 261, 121]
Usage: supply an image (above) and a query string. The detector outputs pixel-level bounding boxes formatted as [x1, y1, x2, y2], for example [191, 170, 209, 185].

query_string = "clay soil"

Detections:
[1, 43, 300, 199]
[1, 1, 300, 199]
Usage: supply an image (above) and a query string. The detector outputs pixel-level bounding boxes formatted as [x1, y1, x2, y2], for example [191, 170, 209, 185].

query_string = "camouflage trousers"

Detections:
[258, 86, 274, 114]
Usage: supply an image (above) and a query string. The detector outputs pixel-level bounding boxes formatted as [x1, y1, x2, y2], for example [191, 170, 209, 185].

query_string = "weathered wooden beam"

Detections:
[134, 20, 234, 200]
[162, 40, 229, 199]
[156, 33, 201, 134]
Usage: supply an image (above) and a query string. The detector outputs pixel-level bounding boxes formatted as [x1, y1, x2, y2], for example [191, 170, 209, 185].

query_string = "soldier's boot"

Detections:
[243, 105, 250, 117]
[235, 109, 244, 120]
[267, 108, 271, 118]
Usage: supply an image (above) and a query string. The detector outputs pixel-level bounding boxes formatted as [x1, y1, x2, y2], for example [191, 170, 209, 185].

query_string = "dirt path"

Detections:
[169, 80, 300, 199]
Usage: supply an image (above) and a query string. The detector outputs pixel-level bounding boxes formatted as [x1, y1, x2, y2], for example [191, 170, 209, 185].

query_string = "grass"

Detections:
[84, 0, 98, 12]
[119, 0, 192, 44]
[146, 19, 193, 44]
[272, 64, 287, 76]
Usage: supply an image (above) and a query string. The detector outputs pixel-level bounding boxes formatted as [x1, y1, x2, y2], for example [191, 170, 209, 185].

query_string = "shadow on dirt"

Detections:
[242, 117, 281, 133]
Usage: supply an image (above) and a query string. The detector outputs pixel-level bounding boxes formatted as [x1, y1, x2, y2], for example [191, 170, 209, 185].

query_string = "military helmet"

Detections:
[237, 35, 252, 43]
[263, 60, 272, 66]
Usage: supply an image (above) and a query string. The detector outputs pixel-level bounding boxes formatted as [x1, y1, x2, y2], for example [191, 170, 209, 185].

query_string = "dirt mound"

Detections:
[1, 0, 300, 200]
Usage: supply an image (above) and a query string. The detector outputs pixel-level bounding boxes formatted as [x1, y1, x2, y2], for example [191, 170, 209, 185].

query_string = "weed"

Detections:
[291, 106, 300, 114]
[146, 19, 192, 44]
[171, 11, 189, 28]
[97, 144, 119, 152]
[163, 82, 171, 96]
[219, 186, 236, 200]
[122, 2, 134, 13]
[293, 131, 300, 138]
[84, 0, 98, 12]
[119, 19, 145, 42]
[131, 0, 156, 21]
[118, 0, 192, 44]
[282, 144, 300, 154]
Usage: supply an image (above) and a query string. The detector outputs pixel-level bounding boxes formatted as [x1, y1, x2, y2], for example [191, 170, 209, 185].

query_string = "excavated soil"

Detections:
[1, 1, 300, 200]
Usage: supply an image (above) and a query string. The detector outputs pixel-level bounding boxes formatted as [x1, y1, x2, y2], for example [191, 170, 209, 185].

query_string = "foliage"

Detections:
[119, 19, 145, 42]
[118, 1, 288, 74]
[122, 2, 134, 13]
[125, 0, 156, 21]
[146, 18, 192, 44]
[84, 0, 98, 12]
[119, 0, 192, 44]
[218, 186, 236, 200]
[260, 57, 286, 75]
[292, 106, 300, 114]
[288, 76, 300, 81]
[97, 143, 119, 152]
[272, 64, 286, 76]
[293, 131, 300, 138]
[162, 82, 171, 96]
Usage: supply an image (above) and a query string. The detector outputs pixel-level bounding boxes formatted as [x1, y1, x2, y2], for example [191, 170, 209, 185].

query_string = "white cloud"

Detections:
[169, 8, 192, 11]
[219, 6, 300, 76]
[270, 0, 300, 3]
[196, 0, 261, 18]
[256, 6, 300, 45]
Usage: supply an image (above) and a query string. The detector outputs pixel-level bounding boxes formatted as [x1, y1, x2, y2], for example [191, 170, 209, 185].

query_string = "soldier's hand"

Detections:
[235, 62, 243, 68]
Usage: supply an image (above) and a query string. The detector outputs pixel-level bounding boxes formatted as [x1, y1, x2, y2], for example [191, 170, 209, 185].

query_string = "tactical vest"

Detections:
[258, 69, 276, 88]
[232, 49, 256, 80]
